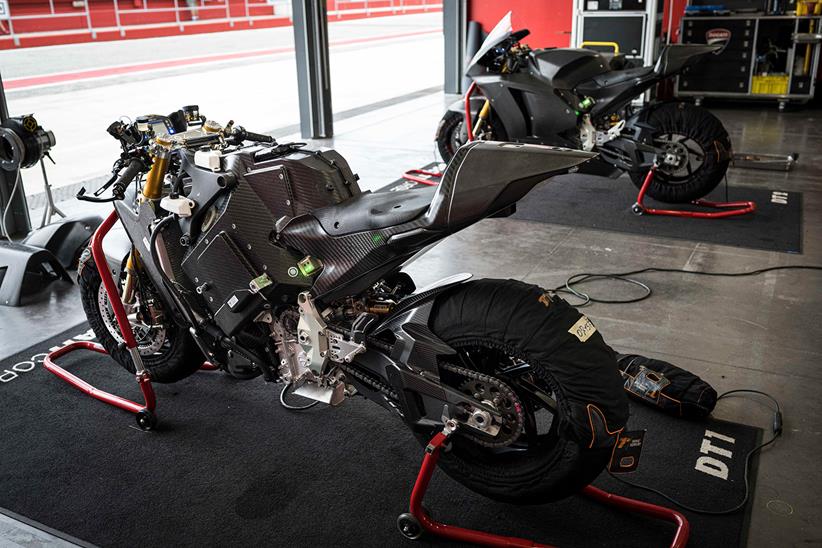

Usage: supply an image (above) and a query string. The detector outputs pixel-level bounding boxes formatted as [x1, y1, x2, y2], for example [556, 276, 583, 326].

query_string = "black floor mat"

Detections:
[514, 174, 802, 253]
[383, 167, 802, 253]
[1, 325, 761, 548]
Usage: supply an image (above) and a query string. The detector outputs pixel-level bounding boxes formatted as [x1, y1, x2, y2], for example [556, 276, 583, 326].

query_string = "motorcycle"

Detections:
[436, 12, 733, 204]
[77, 106, 628, 504]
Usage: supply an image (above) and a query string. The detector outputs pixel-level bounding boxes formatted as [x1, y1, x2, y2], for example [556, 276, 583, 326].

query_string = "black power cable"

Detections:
[606, 389, 783, 515]
[551, 265, 822, 306]
[548, 265, 802, 512]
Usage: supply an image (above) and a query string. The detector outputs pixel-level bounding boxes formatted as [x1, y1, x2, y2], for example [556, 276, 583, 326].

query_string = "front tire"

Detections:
[629, 102, 732, 204]
[78, 248, 203, 383]
[436, 110, 508, 164]
[419, 279, 629, 504]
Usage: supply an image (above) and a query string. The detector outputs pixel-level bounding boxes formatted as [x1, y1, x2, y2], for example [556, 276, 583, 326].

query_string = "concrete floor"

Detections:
[1, 93, 821, 546]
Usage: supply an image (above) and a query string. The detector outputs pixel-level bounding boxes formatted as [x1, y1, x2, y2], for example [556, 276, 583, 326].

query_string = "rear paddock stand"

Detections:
[398, 420, 690, 548]
[632, 163, 755, 219]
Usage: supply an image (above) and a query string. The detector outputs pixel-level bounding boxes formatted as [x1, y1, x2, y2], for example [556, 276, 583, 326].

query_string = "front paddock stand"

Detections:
[42, 211, 162, 430]
[44, 341, 158, 430]
[633, 164, 756, 219]
[399, 420, 690, 548]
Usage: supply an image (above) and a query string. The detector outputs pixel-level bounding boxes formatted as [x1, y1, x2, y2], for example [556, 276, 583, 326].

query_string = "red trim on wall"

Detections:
[467, 0, 573, 49]
[466, 0, 689, 50]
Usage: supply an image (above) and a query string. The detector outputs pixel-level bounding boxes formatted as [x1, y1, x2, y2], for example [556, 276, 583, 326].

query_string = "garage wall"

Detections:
[467, 0, 689, 48]
[467, 0, 573, 49]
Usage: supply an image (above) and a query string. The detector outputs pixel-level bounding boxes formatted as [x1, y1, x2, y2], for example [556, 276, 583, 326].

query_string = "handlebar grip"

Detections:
[512, 29, 530, 42]
[112, 158, 145, 197]
[243, 130, 275, 143]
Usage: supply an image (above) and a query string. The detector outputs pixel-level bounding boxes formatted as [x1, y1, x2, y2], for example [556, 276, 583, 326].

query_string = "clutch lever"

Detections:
[77, 157, 146, 203]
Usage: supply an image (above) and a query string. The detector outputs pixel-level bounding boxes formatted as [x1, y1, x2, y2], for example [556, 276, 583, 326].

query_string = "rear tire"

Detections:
[418, 279, 629, 504]
[629, 102, 732, 204]
[78, 248, 203, 383]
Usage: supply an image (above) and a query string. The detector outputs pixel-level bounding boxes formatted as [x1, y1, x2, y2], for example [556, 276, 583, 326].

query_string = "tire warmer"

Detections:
[633, 163, 756, 219]
[398, 420, 690, 548]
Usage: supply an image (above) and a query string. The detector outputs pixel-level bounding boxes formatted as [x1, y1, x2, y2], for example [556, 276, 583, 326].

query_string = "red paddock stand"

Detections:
[44, 341, 158, 430]
[403, 169, 442, 186]
[42, 211, 221, 430]
[633, 163, 756, 219]
[42, 211, 162, 430]
[398, 420, 690, 548]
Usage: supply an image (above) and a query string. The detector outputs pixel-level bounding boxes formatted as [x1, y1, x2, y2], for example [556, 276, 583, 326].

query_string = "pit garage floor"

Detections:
[1, 93, 821, 546]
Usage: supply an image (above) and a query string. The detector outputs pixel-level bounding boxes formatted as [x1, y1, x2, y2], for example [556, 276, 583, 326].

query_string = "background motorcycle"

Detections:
[77, 108, 628, 504]
[436, 12, 733, 204]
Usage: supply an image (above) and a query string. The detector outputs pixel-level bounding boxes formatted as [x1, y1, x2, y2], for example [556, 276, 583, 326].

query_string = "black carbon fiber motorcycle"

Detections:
[77, 107, 628, 504]
[436, 12, 733, 204]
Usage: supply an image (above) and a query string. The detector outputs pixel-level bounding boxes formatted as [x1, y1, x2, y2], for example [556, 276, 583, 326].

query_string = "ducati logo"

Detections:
[705, 28, 731, 46]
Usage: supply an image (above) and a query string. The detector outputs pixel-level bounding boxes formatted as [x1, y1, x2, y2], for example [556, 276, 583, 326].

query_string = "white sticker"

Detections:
[568, 316, 597, 342]
[771, 191, 788, 205]
[587, 0, 599, 9]
[227, 294, 239, 309]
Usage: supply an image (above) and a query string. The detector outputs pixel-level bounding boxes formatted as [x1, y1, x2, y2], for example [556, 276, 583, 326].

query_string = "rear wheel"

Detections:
[436, 110, 508, 164]
[629, 102, 732, 204]
[78, 248, 203, 383]
[418, 279, 629, 504]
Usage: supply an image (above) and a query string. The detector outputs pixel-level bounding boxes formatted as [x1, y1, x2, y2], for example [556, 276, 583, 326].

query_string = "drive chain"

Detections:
[439, 362, 525, 447]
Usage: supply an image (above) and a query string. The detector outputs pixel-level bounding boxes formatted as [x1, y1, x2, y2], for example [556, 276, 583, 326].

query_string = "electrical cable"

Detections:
[0, 161, 23, 240]
[552, 265, 822, 307]
[607, 389, 783, 515]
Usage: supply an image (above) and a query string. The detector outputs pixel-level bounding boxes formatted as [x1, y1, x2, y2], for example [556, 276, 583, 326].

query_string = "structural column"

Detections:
[443, 0, 467, 95]
[0, 71, 31, 239]
[292, 0, 333, 139]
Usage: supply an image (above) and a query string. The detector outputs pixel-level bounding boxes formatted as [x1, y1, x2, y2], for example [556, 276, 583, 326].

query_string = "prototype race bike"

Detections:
[437, 12, 733, 204]
[77, 106, 628, 504]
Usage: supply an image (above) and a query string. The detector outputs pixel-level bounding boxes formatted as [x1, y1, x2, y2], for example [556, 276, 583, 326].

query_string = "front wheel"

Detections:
[78, 248, 203, 383]
[629, 102, 732, 204]
[436, 110, 508, 164]
[418, 279, 629, 504]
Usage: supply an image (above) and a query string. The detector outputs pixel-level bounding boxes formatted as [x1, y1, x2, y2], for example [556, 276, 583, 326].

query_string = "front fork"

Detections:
[463, 82, 492, 142]
[121, 136, 172, 306]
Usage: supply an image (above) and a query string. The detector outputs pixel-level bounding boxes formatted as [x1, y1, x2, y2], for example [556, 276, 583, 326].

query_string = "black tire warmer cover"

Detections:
[616, 353, 718, 419]
[432, 279, 629, 451]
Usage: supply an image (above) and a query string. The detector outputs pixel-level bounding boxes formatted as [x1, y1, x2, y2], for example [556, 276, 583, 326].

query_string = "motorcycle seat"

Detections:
[576, 65, 655, 92]
[289, 142, 596, 240]
[311, 186, 436, 236]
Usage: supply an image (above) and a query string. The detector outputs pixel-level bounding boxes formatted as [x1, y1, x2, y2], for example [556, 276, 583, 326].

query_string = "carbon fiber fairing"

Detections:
[278, 141, 595, 302]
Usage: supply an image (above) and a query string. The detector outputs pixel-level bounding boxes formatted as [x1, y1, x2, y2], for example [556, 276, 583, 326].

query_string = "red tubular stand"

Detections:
[399, 424, 690, 548]
[403, 169, 443, 186]
[633, 164, 755, 219]
[464, 81, 478, 142]
[43, 210, 160, 430]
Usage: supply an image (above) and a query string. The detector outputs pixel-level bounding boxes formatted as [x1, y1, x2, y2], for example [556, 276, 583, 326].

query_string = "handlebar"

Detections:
[511, 29, 530, 42]
[77, 157, 145, 203]
[232, 126, 275, 144]
[111, 158, 145, 198]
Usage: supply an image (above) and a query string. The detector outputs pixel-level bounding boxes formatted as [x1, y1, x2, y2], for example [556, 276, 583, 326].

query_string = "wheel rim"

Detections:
[653, 132, 706, 183]
[97, 282, 168, 356]
[449, 119, 467, 154]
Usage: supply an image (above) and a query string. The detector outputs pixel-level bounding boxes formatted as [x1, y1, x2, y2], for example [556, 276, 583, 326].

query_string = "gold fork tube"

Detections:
[142, 136, 172, 201]
[122, 252, 138, 304]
